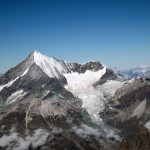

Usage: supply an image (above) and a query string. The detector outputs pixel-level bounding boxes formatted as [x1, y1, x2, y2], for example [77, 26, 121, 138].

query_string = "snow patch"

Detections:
[144, 121, 150, 131]
[126, 78, 136, 84]
[0, 68, 29, 92]
[6, 90, 27, 104]
[41, 90, 50, 99]
[132, 99, 146, 118]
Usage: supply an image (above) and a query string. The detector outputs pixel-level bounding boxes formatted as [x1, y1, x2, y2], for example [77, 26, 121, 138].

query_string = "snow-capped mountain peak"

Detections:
[33, 51, 72, 78]
[32, 51, 108, 79]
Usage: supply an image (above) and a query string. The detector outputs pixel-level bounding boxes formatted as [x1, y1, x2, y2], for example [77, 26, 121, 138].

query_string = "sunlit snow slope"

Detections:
[34, 51, 74, 78]
[64, 67, 107, 123]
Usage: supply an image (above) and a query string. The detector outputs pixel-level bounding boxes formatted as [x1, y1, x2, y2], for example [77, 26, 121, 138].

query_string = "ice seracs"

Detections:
[64, 67, 107, 123]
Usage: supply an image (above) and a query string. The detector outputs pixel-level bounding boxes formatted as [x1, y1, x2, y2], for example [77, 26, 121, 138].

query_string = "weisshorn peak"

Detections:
[1, 51, 149, 150]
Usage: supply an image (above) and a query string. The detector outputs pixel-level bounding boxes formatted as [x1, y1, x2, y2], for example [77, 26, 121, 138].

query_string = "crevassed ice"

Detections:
[64, 68, 106, 91]
[64, 67, 106, 123]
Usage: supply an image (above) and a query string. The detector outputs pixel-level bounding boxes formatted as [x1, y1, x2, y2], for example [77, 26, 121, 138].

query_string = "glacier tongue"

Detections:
[64, 68, 122, 141]
[64, 67, 107, 124]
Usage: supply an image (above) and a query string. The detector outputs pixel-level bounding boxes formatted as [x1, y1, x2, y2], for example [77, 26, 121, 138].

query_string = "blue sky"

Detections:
[0, 0, 150, 73]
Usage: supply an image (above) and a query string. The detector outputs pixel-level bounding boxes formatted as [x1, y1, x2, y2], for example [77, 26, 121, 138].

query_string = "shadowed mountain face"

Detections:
[0, 51, 150, 150]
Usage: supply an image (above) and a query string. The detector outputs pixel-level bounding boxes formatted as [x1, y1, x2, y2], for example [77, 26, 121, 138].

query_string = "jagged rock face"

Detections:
[0, 58, 73, 106]
[100, 77, 150, 148]
[94, 68, 117, 86]
[114, 78, 150, 108]
[0, 53, 34, 85]
[70, 61, 104, 74]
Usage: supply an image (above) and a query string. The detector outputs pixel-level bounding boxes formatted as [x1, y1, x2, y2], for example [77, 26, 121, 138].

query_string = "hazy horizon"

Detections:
[0, 50, 150, 74]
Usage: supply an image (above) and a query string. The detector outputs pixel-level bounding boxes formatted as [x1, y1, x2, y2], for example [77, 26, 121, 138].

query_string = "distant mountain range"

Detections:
[113, 65, 150, 79]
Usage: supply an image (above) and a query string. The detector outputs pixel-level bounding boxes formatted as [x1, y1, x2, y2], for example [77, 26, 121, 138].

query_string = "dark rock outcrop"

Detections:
[119, 127, 150, 150]
[71, 61, 104, 74]
[94, 68, 117, 86]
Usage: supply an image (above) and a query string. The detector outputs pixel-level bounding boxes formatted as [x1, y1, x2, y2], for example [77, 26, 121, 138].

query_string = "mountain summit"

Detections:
[0, 51, 117, 105]
[2, 51, 149, 150]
